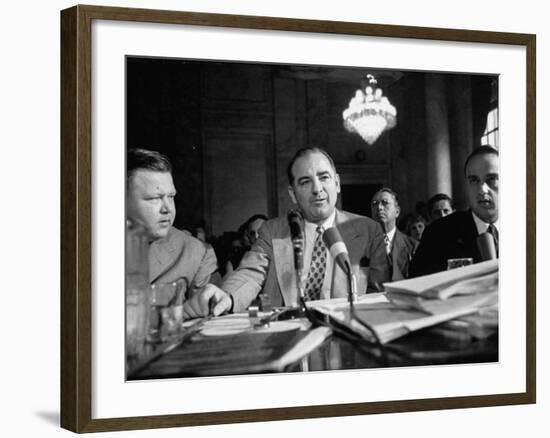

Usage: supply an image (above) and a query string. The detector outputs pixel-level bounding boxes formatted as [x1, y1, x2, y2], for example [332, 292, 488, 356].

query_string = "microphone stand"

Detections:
[293, 234, 308, 315]
[343, 261, 389, 366]
[345, 260, 357, 313]
[297, 277, 308, 314]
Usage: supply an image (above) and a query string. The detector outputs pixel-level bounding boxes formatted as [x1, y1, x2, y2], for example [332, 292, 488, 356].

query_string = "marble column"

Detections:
[449, 75, 474, 210]
[425, 74, 452, 198]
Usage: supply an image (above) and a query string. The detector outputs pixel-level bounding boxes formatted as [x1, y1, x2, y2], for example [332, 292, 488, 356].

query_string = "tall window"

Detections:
[481, 78, 499, 148]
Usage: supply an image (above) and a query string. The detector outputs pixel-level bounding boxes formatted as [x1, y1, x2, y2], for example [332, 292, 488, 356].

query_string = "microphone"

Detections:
[323, 227, 351, 274]
[477, 232, 497, 261]
[323, 227, 357, 308]
[321, 227, 386, 361]
[287, 210, 305, 302]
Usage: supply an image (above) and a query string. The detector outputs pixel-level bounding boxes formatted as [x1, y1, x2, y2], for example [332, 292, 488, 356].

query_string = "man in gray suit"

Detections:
[183, 147, 389, 317]
[127, 148, 219, 309]
[371, 188, 417, 280]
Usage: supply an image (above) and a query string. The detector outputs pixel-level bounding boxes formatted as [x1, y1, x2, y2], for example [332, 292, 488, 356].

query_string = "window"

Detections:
[481, 78, 499, 148]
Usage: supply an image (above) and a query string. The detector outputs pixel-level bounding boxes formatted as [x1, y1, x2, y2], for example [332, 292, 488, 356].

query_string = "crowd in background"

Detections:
[189, 192, 455, 281]
[127, 145, 498, 319]
[190, 214, 268, 278]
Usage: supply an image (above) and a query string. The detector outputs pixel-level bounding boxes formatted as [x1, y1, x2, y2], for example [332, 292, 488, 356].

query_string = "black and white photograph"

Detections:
[124, 57, 501, 379]
[54, 3, 537, 433]
[4, 0, 546, 435]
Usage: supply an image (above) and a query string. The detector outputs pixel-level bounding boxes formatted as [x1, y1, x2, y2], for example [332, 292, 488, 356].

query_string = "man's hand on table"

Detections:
[182, 284, 232, 320]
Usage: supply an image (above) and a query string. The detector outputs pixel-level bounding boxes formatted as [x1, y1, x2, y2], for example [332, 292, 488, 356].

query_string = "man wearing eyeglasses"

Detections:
[410, 145, 499, 277]
[371, 188, 417, 280]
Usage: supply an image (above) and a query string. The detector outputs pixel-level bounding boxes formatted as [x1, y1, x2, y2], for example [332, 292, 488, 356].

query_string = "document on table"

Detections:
[307, 267, 498, 344]
[383, 259, 498, 300]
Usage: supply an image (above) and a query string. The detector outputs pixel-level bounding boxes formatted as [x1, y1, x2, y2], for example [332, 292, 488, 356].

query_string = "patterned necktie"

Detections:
[384, 234, 391, 255]
[304, 226, 327, 301]
[488, 224, 499, 257]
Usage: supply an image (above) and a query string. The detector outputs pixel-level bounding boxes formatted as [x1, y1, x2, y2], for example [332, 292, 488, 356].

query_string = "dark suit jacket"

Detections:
[149, 227, 219, 303]
[389, 230, 417, 281]
[409, 210, 481, 277]
[222, 209, 390, 312]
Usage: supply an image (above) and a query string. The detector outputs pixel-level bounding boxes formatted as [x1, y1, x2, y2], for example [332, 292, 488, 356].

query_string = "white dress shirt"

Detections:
[471, 211, 500, 235]
[385, 226, 397, 254]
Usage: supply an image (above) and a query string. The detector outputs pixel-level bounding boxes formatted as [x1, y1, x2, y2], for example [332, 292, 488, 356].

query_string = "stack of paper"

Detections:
[384, 259, 498, 314]
[307, 260, 499, 344]
[385, 260, 498, 298]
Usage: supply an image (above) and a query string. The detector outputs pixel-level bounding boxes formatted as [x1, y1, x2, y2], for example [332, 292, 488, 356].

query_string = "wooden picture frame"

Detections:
[60, 4, 536, 432]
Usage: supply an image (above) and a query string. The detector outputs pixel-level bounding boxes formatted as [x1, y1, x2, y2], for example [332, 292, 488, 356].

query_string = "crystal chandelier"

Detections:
[342, 74, 397, 145]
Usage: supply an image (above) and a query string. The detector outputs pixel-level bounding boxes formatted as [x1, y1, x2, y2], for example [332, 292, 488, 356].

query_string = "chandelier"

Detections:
[342, 74, 397, 145]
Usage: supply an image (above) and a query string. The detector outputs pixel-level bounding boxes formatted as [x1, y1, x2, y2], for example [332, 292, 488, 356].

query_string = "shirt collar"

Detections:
[385, 226, 397, 243]
[304, 209, 336, 233]
[471, 211, 499, 235]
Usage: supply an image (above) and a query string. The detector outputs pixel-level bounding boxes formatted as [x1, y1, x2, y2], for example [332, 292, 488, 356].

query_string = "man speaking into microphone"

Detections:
[182, 147, 389, 318]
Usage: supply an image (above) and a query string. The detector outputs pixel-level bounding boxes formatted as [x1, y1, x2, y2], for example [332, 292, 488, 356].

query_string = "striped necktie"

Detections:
[304, 226, 326, 301]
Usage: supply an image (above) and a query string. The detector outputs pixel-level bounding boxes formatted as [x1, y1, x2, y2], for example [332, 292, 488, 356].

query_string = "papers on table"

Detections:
[383, 259, 498, 300]
[307, 261, 499, 344]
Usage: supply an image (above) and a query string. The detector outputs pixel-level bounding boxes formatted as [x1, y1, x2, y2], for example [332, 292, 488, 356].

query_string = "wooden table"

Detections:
[127, 309, 498, 380]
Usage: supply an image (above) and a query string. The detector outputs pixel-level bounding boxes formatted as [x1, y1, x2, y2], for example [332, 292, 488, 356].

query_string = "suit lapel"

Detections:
[335, 210, 361, 245]
[272, 210, 366, 302]
[272, 221, 299, 306]
[149, 228, 180, 283]
[463, 210, 482, 261]
[390, 231, 408, 280]
[330, 210, 360, 298]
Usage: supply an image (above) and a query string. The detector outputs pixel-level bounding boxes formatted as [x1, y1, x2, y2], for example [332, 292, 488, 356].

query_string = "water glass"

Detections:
[149, 279, 187, 342]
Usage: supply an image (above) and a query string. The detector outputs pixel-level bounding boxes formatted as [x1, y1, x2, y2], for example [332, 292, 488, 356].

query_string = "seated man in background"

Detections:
[371, 188, 417, 280]
[183, 147, 389, 317]
[427, 193, 455, 223]
[225, 214, 268, 275]
[410, 146, 499, 277]
[126, 148, 220, 308]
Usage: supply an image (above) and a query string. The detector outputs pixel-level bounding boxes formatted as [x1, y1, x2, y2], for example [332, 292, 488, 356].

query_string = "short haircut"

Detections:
[427, 193, 454, 212]
[286, 147, 337, 185]
[463, 145, 499, 175]
[244, 214, 268, 227]
[127, 148, 172, 186]
[408, 212, 426, 224]
[372, 187, 399, 207]
[238, 214, 268, 236]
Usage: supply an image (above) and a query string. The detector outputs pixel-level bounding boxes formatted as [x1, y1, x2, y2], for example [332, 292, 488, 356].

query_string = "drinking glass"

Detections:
[125, 221, 149, 360]
[149, 279, 187, 342]
[126, 280, 149, 359]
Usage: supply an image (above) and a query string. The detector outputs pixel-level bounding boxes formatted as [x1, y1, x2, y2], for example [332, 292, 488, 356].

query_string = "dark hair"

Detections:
[463, 145, 499, 175]
[427, 193, 454, 212]
[127, 148, 172, 185]
[238, 214, 268, 236]
[405, 213, 427, 236]
[372, 187, 400, 207]
[286, 147, 337, 185]
[244, 214, 268, 227]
